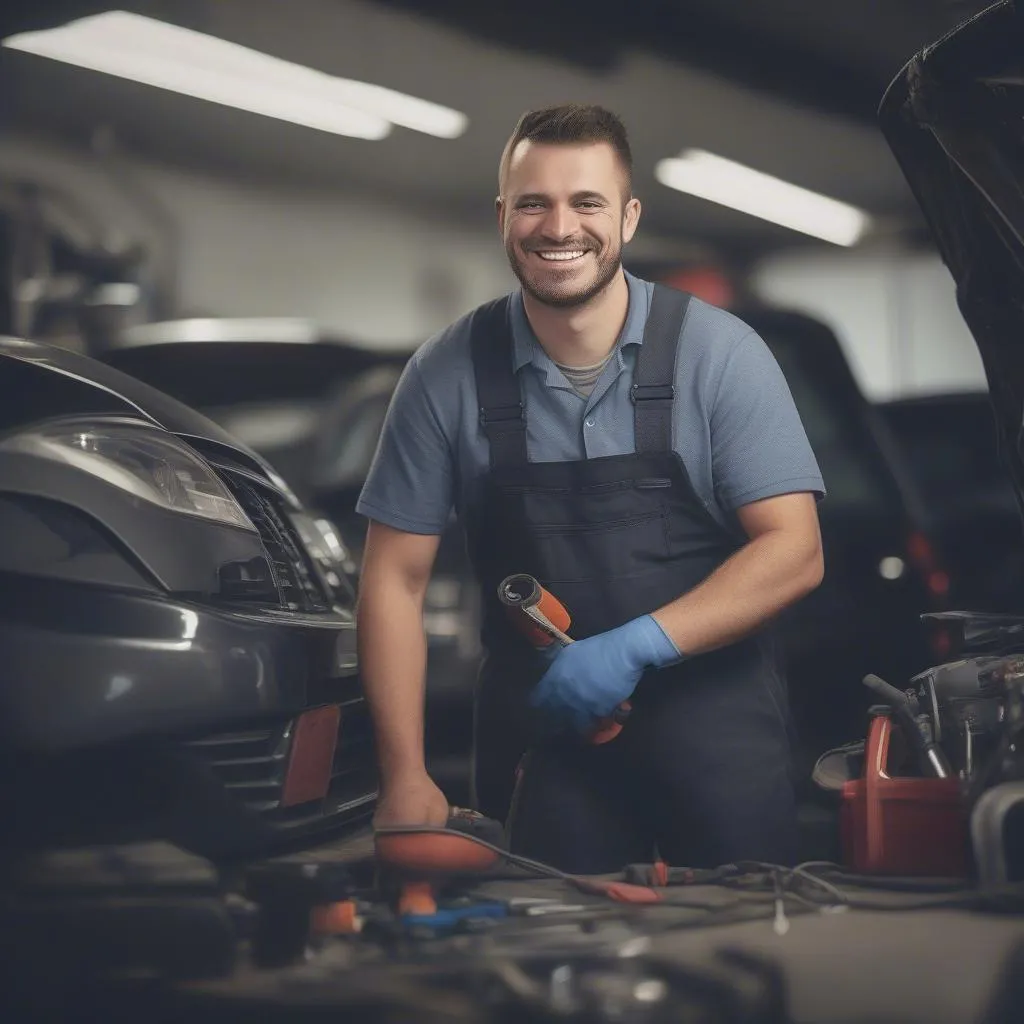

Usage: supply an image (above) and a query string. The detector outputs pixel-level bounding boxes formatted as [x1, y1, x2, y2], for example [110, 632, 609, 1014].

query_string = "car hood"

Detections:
[0, 335, 298, 502]
[879, 0, 1024, 513]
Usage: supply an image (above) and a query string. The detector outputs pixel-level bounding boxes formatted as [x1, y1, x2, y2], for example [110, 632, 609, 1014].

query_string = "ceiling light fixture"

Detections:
[654, 149, 871, 247]
[3, 11, 468, 141]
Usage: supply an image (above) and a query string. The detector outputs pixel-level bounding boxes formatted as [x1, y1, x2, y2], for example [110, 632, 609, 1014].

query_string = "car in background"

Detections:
[729, 306, 953, 776]
[97, 318, 480, 805]
[0, 335, 378, 863]
[877, 391, 1024, 612]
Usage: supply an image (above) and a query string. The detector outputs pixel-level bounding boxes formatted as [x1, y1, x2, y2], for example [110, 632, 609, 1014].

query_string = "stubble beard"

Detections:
[506, 235, 623, 310]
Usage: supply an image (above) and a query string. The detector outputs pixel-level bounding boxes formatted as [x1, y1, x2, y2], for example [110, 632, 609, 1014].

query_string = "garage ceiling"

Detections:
[371, 0, 991, 125]
[0, 0, 997, 263]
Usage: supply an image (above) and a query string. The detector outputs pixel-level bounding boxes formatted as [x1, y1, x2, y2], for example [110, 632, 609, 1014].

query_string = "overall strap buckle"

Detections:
[631, 383, 675, 404]
[632, 286, 690, 453]
[479, 402, 525, 426]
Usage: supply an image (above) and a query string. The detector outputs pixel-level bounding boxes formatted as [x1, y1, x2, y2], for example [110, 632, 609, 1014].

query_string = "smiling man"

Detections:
[356, 104, 826, 873]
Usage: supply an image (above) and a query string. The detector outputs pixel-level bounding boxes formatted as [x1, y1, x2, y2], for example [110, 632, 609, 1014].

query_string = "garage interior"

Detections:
[3, 1, 1024, 1022]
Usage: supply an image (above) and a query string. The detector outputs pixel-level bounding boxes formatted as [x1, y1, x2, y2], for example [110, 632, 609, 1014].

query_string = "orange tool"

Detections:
[375, 821, 661, 907]
[498, 573, 631, 744]
[375, 809, 504, 919]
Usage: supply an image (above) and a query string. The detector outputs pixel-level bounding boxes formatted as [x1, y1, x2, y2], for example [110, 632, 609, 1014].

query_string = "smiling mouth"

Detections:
[531, 249, 590, 264]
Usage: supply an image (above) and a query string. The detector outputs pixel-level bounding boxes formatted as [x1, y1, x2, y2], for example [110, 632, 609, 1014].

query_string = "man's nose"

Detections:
[540, 204, 580, 241]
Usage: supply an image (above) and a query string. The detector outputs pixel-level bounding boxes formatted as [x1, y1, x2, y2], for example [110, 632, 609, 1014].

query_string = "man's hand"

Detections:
[373, 770, 450, 830]
[529, 614, 680, 733]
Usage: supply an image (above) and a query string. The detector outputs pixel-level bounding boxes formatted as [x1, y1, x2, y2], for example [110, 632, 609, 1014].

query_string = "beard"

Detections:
[505, 234, 623, 310]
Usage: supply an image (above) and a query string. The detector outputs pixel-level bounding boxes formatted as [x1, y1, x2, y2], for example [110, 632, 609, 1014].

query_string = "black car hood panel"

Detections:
[0, 336, 291, 495]
[879, 0, 1024, 514]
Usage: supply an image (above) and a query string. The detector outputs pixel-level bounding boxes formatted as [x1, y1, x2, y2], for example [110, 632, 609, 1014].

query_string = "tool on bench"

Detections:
[244, 860, 361, 967]
[374, 809, 661, 932]
[374, 807, 505, 924]
[498, 573, 631, 744]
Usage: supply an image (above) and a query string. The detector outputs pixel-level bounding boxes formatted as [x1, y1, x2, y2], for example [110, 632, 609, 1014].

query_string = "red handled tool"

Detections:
[375, 808, 511, 921]
[375, 816, 661, 916]
[497, 573, 631, 744]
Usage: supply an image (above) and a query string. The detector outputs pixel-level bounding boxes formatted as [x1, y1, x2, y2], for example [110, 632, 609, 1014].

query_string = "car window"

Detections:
[309, 366, 405, 491]
[880, 397, 1012, 507]
[760, 330, 906, 521]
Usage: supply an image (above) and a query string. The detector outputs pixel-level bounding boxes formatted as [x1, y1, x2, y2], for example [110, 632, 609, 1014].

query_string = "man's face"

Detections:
[498, 140, 641, 309]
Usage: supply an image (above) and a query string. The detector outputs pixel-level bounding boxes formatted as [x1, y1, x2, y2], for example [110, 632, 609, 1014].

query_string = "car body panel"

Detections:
[879, 0, 1024, 521]
[0, 335, 376, 859]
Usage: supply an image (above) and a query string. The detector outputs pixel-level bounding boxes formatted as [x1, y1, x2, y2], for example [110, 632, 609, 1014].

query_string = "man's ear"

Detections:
[622, 197, 642, 245]
[496, 196, 506, 234]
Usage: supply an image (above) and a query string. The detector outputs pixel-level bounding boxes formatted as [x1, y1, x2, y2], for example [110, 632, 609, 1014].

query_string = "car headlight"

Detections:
[0, 419, 255, 531]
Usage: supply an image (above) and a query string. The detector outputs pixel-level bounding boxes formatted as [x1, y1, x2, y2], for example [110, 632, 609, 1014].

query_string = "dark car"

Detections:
[877, 391, 1024, 611]
[0, 335, 378, 863]
[717, 306, 953, 772]
[96, 319, 480, 804]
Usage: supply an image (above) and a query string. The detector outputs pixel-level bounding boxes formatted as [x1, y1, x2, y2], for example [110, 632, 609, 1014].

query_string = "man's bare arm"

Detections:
[357, 520, 448, 825]
[652, 492, 824, 656]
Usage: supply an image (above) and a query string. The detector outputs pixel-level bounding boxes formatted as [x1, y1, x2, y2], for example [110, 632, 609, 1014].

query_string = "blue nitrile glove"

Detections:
[529, 614, 682, 733]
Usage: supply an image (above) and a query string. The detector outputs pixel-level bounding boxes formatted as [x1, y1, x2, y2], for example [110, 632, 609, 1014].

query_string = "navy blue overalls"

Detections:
[466, 284, 798, 874]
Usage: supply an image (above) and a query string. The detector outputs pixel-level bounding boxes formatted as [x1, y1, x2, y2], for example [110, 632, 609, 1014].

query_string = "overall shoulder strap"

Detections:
[632, 284, 692, 454]
[469, 296, 528, 468]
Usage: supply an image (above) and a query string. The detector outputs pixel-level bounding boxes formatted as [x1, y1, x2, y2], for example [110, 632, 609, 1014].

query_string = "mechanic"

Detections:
[355, 103, 826, 874]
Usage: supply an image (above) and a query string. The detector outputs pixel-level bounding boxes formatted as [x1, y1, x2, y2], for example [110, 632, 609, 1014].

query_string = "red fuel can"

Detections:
[840, 713, 970, 877]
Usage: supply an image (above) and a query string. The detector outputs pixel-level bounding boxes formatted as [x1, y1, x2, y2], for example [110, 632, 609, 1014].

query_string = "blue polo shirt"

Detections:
[356, 271, 825, 538]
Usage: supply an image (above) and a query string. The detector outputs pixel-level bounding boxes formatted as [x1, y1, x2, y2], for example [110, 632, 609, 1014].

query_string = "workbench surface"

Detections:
[240, 833, 1024, 1024]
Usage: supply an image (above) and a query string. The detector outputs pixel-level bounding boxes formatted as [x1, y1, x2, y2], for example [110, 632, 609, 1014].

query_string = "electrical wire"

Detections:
[374, 827, 1024, 924]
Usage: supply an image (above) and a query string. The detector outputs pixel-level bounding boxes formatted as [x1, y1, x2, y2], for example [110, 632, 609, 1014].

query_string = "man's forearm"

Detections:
[356, 581, 430, 785]
[652, 528, 824, 657]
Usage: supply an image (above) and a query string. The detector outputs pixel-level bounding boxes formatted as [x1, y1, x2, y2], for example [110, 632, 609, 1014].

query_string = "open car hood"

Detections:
[879, 0, 1024, 517]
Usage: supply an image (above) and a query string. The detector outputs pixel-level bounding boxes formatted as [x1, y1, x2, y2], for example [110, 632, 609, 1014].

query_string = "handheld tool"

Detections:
[498, 573, 631, 744]
[374, 808, 506, 923]
[375, 818, 662, 911]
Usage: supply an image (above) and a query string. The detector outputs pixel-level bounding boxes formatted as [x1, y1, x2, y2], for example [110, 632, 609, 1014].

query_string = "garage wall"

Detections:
[2, 133, 523, 348]
[3, 132, 698, 350]
[137, 165, 518, 347]
[752, 245, 987, 401]
[5, 133, 988, 398]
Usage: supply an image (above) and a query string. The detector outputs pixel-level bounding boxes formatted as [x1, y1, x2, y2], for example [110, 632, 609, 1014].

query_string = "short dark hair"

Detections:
[498, 103, 633, 197]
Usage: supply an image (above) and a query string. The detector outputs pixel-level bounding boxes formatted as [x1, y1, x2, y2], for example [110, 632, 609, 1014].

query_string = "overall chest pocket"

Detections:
[521, 483, 673, 584]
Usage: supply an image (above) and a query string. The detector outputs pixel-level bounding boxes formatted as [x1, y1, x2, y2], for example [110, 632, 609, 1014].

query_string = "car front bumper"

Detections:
[0, 573, 359, 753]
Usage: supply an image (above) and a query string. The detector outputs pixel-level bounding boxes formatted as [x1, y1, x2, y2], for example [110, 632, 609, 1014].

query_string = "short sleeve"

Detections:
[355, 358, 455, 534]
[710, 331, 826, 511]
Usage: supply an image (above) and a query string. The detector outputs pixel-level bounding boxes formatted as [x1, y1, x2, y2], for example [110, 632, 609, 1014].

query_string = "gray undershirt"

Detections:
[555, 353, 614, 397]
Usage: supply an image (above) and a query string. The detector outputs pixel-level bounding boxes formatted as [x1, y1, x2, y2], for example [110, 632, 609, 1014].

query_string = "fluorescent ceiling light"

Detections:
[654, 149, 871, 247]
[3, 11, 468, 141]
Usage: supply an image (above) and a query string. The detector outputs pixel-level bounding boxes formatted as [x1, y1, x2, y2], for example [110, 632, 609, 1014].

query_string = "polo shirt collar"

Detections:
[509, 269, 651, 375]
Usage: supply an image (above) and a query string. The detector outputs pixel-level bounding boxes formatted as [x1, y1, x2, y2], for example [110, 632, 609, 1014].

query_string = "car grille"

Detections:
[183, 696, 378, 832]
[220, 472, 331, 612]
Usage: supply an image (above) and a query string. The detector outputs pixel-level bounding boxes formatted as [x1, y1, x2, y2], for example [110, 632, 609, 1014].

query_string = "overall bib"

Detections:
[466, 285, 798, 874]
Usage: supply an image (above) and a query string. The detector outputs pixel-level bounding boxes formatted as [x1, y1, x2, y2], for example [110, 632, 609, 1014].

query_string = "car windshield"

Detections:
[878, 394, 1017, 513]
[102, 341, 409, 500]
[759, 328, 908, 523]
